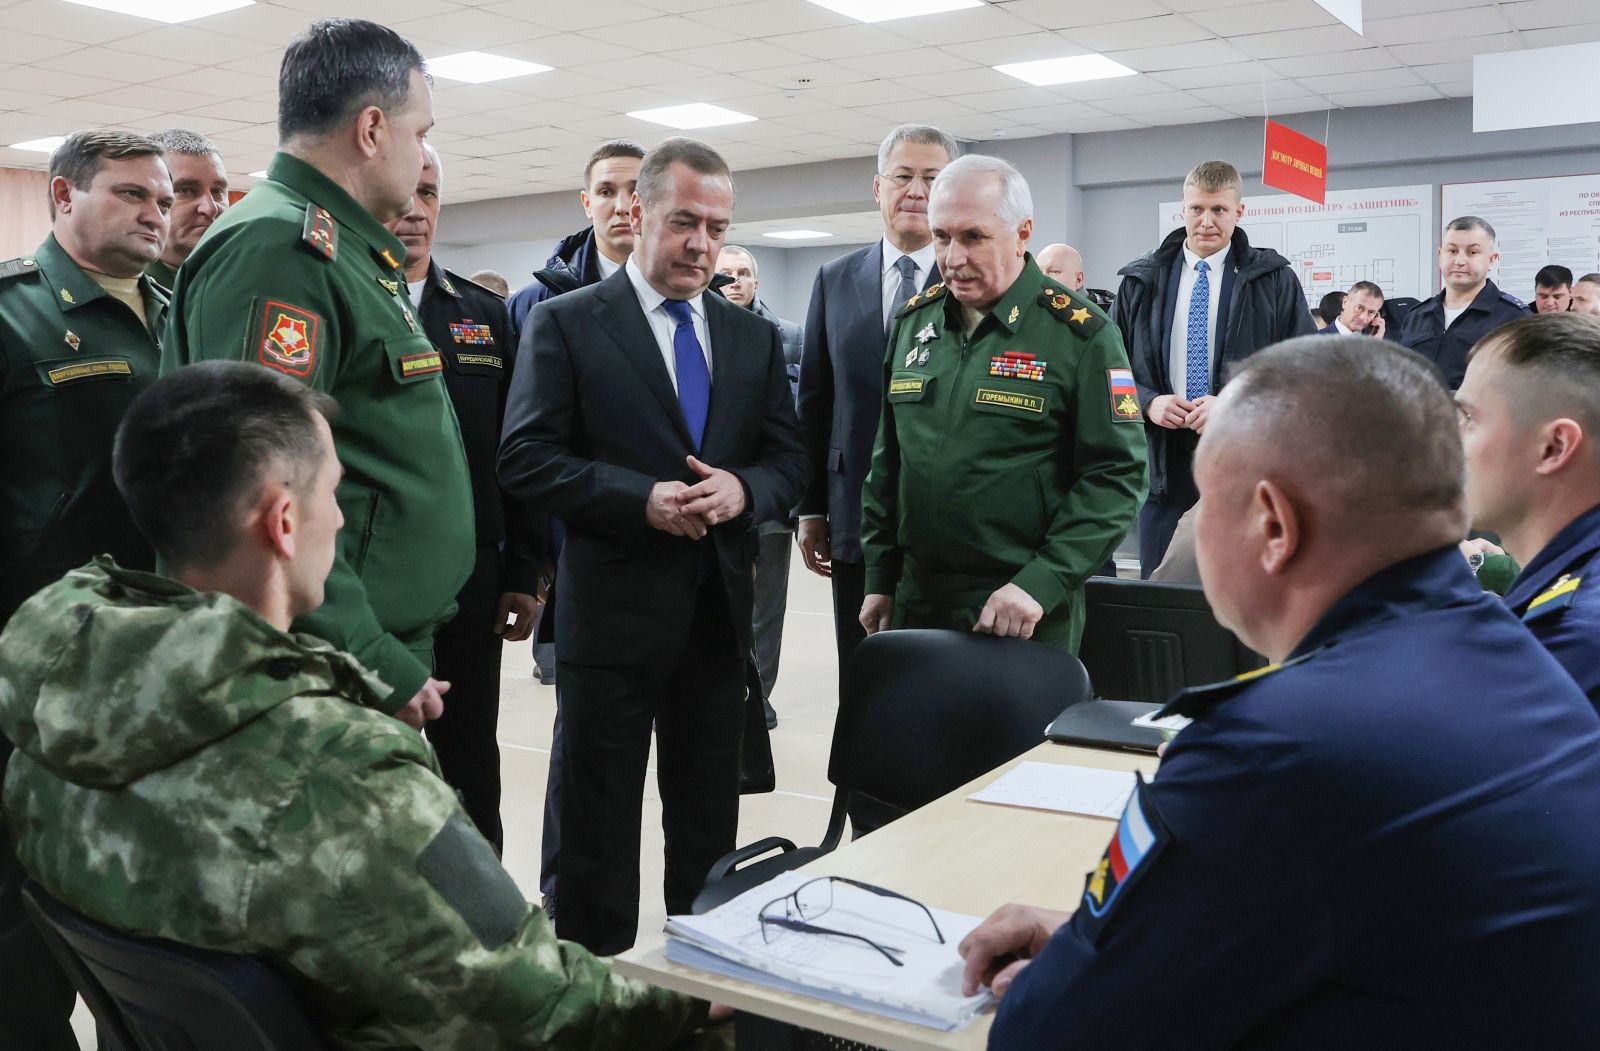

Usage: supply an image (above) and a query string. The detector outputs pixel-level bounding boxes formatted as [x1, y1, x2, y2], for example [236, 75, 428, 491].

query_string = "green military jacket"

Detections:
[144, 257, 178, 291]
[861, 257, 1147, 651]
[0, 559, 720, 1051]
[163, 152, 475, 710]
[0, 234, 165, 621]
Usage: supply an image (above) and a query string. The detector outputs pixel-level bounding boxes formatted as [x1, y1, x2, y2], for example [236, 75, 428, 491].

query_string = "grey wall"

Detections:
[437, 96, 1600, 315]
[1071, 98, 1600, 291]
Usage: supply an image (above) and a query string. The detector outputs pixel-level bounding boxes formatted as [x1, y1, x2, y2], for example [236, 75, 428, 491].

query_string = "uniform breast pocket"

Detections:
[971, 383, 1048, 418]
[383, 334, 445, 385]
[887, 372, 935, 405]
[33, 356, 137, 389]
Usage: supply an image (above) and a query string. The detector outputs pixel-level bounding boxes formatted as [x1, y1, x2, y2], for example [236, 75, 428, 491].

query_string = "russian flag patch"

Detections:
[1108, 367, 1141, 422]
[1080, 774, 1170, 941]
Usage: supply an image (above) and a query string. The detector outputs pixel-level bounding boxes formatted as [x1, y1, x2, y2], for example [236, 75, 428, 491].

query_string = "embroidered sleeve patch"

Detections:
[257, 301, 320, 377]
[1077, 774, 1170, 944]
[1108, 368, 1141, 422]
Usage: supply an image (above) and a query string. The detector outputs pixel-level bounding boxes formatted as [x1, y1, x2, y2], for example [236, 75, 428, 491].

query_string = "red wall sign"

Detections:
[1262, 119, 1328, 204]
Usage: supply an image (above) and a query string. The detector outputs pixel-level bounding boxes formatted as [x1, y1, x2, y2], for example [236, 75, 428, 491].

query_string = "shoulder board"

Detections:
[444, 269, 504, 301]
[1499, 291, 1526, 309]
[1157, 650, 1315, 720]
[0, 256, 42, 282]
[1039, 285, 1107, 338]
[301, 204, 338, 262]
[896, 282, 946, 318]
[1523, 574, 1581, 623]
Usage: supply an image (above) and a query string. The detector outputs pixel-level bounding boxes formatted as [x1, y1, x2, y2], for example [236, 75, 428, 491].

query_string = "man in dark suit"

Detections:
[499, 138, 807, 956]
[796, 123, 956, 684]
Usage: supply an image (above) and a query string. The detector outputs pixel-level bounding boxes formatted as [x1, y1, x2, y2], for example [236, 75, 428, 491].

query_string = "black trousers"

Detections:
[831, 557, 867, 687]
[539, 691, 562, 905]
[1139, 433, 1200, 577]
[0, 820, 79, 1051]
[555, 577, 746, 956]
[752, 529, 792, 701]
[427, 544, 505, 853]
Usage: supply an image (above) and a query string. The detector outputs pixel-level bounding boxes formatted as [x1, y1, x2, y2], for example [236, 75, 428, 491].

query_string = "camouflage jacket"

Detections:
[0, 558, 718, 1050]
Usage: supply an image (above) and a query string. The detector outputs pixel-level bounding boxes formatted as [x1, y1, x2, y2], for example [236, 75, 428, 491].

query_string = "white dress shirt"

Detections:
[406, 278, 426, 307]
[881, 237, 937, 328]
[1168, 243, 1230, 398]
[626, 256, 711, 392]
[596, 248, 622, 280]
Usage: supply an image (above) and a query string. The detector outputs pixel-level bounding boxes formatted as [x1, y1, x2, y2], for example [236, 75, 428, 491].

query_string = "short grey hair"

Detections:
[1445, 215, 1496, 242]
[877, 123, 958, 173]
[929, 154, 1032, 229]
[637, 136, 733, 209]
[150, 128, 220, 158]
[719, 244, 756, 278]
[421, 141, 441, 184]
[1211, 336, 1463, 520]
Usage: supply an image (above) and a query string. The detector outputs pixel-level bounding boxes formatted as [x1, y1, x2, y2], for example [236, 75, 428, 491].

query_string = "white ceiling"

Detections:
[0, 0, 1583, 203]
[728, 208, 882, 244]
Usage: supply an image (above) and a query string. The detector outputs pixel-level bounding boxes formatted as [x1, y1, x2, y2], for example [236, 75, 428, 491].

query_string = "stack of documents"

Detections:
[969, 761, 1136, 819]
[665, 870, 993, 1031]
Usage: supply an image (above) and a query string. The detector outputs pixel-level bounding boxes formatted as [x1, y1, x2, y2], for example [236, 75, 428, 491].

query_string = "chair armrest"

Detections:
[705, 836, 797, 885]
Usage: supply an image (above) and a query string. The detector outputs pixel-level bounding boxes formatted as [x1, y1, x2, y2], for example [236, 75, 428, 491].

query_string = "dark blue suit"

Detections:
[1504, 502, 1600, 712]
[796, 242, 937, 676]
[992, 548, 1600, 1049]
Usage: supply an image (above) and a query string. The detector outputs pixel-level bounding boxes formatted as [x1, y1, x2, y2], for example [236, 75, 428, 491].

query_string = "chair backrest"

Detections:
[828, 630, 1092, 817]
[22, 881, 330, 1051]
[1079, 577, 1266, 703]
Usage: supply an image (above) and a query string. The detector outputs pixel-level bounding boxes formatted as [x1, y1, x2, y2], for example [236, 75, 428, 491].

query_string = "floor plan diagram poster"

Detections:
[1158, 185, 1433, 308]
[1441, 175, 1600, 300]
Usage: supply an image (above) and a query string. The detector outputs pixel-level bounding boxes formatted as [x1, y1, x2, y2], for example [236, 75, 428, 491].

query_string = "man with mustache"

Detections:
[145, 128, 228, 289]
[859, 155, 1145, 657]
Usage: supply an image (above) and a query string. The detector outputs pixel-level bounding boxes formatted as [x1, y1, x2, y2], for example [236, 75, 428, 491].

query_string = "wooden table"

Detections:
[615, 741, 1160, 1051]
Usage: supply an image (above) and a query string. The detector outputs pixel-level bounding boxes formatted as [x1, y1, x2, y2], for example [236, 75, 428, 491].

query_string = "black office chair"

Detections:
[1079, 577, 1266, 703]
[22, 880, 331, 1051]
[693, 629, 1092, 913]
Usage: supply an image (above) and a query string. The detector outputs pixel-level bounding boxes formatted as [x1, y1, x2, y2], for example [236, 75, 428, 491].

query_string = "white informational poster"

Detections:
[1440, 174, 1600, 300]
[1157, 185, 1434, 308]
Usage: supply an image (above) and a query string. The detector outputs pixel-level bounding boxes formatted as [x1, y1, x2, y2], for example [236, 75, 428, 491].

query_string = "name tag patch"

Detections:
[449, 321, 495, 345]
[399, 351, 444, 378]
[456, 353, 502, 368]
[975, 387, 1045, 414]
[889, 376, 926, 396]
[46, 359, 132, 385]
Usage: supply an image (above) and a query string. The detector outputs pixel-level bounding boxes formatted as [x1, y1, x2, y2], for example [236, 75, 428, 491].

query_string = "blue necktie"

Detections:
[1186, 259, 1211, 401]
[663, 298, 710, 449]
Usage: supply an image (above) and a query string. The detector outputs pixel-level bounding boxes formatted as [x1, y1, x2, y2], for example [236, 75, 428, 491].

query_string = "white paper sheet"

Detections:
[968, 761, 1135, 819]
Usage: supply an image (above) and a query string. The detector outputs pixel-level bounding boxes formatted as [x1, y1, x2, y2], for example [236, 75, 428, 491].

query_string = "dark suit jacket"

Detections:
[796, 242, 938, 563]
[498, 268, 807, 666]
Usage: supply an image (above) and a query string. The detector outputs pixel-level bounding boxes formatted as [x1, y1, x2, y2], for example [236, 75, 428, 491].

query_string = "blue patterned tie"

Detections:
[1186, 259, 1211, 401]
[663, 298, 710, 449]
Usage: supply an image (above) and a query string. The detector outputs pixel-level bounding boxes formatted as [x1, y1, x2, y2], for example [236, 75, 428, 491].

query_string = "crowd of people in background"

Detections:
[3, 14, 1600, 1051]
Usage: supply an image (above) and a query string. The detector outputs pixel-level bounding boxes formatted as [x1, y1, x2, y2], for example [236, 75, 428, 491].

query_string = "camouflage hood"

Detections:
[0, 557, 389, 789]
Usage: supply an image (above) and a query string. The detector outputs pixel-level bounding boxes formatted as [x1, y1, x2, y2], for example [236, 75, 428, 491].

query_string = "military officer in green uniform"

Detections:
[860, 155, 1147, 652]
[0, 128, 172, 1051]
[163, 19, 474, 728]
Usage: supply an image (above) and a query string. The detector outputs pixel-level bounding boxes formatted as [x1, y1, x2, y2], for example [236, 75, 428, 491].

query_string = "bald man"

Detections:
[963, 336, 1600, 1048]
[1036, 243, 1085, 291]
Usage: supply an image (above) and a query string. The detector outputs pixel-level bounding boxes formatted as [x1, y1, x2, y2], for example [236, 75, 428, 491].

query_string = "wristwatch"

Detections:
[1467, 552, 1486, 573]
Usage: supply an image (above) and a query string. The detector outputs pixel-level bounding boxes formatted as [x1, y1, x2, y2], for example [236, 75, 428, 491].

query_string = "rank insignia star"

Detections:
[64, 330, 80, 351]
[1007, 305, 1020, 325]
[915, 323, 936, 344]
[1071, 307, 1092, 324]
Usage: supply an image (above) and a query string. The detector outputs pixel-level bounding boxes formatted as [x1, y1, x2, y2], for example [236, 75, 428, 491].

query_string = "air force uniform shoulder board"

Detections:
[1158, 650, 1317, 720]
[896, 282, 946, 318]
[1500, 290, 1527, 310]
[1523, 575, 1581, 623]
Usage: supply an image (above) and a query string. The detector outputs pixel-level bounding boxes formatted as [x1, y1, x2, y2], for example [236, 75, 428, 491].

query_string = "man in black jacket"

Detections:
[1114, 160, 1313, 574]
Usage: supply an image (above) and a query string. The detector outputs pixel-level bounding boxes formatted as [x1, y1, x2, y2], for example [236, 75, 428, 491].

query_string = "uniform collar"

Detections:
[1503, 502, 1600, 611]
[941, 255, 1044, 337]
[424, 257, 459, 299]
[1432, 278, 1502, 318]
[265, 151, 408, 272]
[1288, 546, 1484, 660]
[33, 233, 166, 319]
